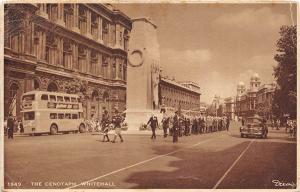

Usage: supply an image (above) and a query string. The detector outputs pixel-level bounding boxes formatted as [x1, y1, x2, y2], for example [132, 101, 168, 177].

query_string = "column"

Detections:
[58, 37, 63, 66]
[97, 16, 103, 43]
[72, 43, 78, 70]
[115, 24, 120, 48]
[24, 14, 30, 55]
[115, 58, 119, 80]
[42, 31, 46, 61]
[86, 9, 92, 39]
[85, 48, 91, 74]
[107, 56, 111, 79]
[97, 52, 102, 76]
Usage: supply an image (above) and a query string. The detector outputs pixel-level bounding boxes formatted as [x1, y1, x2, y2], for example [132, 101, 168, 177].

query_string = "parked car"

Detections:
[240, 116, 268, 138]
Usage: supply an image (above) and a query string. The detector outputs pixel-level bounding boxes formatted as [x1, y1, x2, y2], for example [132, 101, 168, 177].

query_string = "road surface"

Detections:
[4, 122, 296, 189]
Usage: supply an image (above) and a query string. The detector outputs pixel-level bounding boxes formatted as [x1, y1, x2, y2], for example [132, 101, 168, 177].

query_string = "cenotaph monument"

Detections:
[125, 17, 162, 131]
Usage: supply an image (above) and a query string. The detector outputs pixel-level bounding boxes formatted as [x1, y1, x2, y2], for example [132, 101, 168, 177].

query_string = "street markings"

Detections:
[213, 140, 254, 189]
[67, 137, 215, 189]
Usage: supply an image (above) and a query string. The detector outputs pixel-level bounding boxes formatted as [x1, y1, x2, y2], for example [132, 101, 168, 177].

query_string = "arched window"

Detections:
[92, 90, 99, 102]
[123, 30, 129, 51]
[34, 79, 40, 90]
[47, 82, 58, 92]
[8, 83, 20, 117]
[103, 91, 109, 103]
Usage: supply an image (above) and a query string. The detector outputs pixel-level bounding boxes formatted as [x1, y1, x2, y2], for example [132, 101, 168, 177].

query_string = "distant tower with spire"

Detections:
[250, 73, 261, 91]
[237, 81, 246, 96]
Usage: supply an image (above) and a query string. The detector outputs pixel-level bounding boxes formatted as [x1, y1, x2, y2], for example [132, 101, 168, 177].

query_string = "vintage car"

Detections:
[240, 116, 268, 138]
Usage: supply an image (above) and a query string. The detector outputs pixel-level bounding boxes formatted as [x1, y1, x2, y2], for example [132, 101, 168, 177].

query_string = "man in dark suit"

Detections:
[111, 107, 124, 143]
[101, 108, 110, 142]
[173, 111, 179, 143]
[162, 114, 169, 138]
[147, 113, 159, 139]
[7, 113, 15, 139]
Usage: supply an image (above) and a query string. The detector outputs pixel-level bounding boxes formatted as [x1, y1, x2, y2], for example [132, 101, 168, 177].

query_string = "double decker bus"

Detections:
[21, 91, 86, 135]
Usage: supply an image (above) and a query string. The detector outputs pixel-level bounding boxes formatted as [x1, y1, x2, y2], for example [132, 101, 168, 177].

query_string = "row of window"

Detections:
[41, 94, 79, 103]
[50, 113, 80, 120]
[42, 4, 129, 50]
[44, 36, 127, 80]
[162, 86, 199, 101]
[22, 94, 79, 103]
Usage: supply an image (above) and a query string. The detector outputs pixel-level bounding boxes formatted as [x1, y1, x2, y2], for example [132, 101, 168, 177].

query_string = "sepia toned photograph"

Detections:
[1, 1, 298, 190]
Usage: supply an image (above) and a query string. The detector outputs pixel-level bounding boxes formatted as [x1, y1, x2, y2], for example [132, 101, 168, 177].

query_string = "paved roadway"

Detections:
[4, 122, 297, 189]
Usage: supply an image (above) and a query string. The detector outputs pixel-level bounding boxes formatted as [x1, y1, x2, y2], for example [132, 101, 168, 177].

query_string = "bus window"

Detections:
[71, 97, 77, 102]
[41, 94, 48, 100]
[72, 114, 78, 119]
[24, 112, 35, 120]
[64, 96, 70, 102]
[22, 94, 35, 101]
[57, 96, 63, 102]
[50, 113, 57, 119]
[50, 95, 56, 102]
[58, 113, 64, 119]
[65, 113, 71, 119]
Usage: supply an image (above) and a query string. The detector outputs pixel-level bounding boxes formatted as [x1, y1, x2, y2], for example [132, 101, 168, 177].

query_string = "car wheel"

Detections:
[241, 133, 244, 138]
[79, 123, 86, 133]
[50, 124, 58, 135]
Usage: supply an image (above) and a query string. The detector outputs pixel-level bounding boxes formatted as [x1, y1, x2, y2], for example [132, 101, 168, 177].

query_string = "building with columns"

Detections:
[224, 97, 235, 120]
[4, 3, 132, 120]
[235, 73, 275, 118]
[159, 76, 201, 114]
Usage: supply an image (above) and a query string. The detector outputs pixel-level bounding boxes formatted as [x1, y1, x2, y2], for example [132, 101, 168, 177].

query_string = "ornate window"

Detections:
[102, 55, 109, 78]
[45, 34, 57, 64]
[90, 51, 98, 75]
[63, 40, 72, 68]
[102, 19, 109, 45]
[123, 30, 129, 51]
[78, 5, 87, 35]
[112, 58, 116, 79]
[78, 45, 87, 72]
[91, 12, 98, 40]
[64, 4, 73, 29]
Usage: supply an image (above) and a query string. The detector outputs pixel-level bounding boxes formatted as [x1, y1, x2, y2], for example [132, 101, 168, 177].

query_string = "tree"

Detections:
[273, 25, 297, 118]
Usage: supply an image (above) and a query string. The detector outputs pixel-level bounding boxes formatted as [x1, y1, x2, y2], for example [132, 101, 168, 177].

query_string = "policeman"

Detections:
[147, 113, 159, 140]
[111, 107, 124, 143]
[173, 111, 179, 143]
[101, 108, 110, 142]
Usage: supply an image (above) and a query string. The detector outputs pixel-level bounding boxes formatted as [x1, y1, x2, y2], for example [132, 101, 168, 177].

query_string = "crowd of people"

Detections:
[96, 107, 125, 143]
[148, 111, 231, 143]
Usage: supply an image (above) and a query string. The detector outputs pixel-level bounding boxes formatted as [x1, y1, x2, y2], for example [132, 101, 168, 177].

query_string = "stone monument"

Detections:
[125, 17, 162, 131]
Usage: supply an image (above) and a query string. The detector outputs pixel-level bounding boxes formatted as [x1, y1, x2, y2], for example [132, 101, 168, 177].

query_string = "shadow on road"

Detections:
[123, 139, 296, 189]
[124, 141, 251, 189]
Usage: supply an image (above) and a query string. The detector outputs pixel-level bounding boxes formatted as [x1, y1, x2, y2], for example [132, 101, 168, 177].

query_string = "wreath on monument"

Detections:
[128, 49, 144, 67]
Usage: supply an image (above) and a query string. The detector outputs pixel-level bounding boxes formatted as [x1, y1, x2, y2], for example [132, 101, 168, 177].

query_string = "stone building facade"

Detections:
[224, 97, 235, 120]
[4, 3, 132, 120]
[235, 73, 275, 118]
[159, 76, 201, 113]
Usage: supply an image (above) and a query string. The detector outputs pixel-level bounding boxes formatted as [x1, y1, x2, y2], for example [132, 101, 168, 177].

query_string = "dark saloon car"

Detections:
[240, 116, 268, 138]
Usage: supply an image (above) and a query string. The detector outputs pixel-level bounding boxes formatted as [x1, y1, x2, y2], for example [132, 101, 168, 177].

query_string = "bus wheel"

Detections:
[79, 124, 86, 133]
[50, 124, 58, 135]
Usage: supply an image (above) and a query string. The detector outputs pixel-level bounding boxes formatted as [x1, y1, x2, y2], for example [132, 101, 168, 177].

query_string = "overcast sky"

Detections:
[115, 3, 297, 103]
